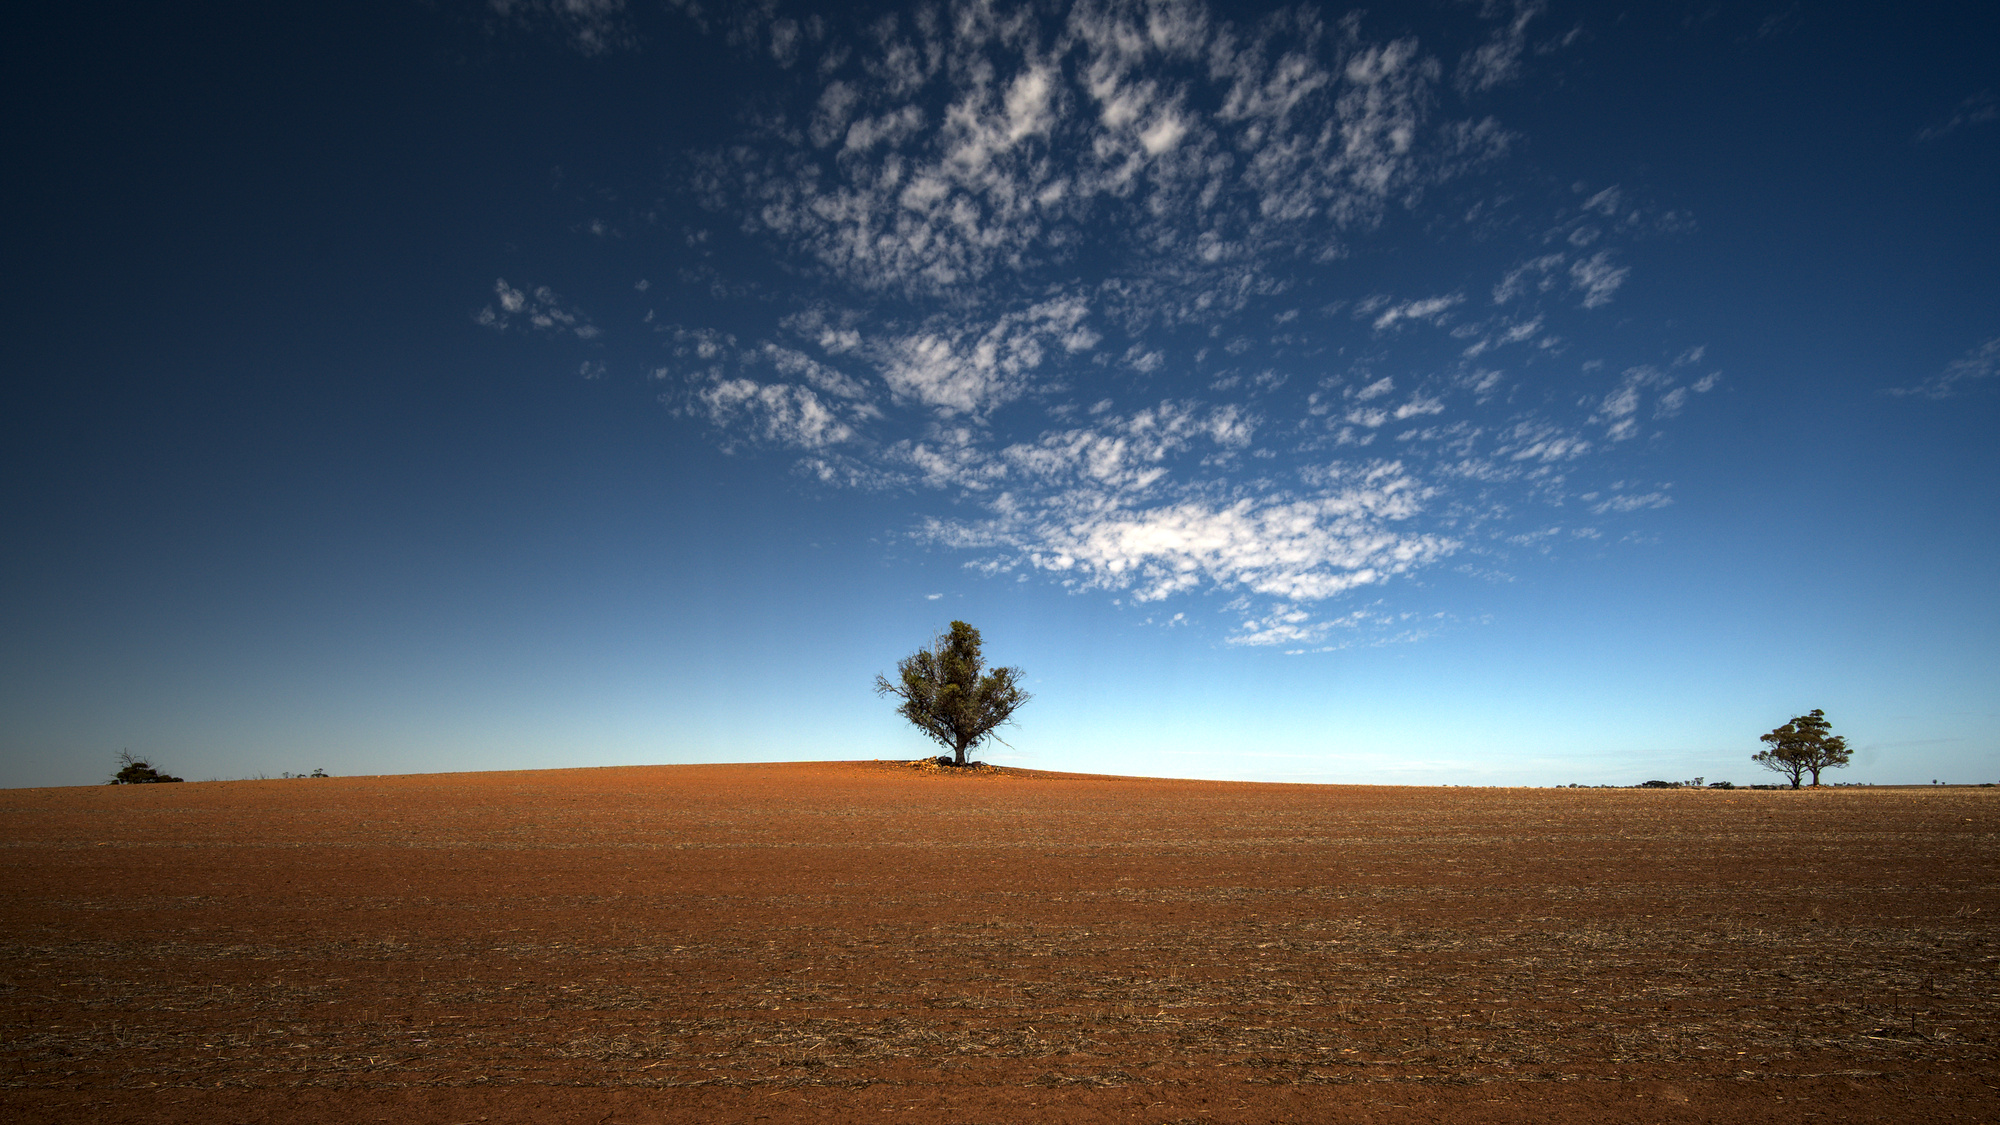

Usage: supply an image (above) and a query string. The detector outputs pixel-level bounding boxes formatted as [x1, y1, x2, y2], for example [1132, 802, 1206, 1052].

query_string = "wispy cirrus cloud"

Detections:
[1916, 90, 1996, 143]
[1455, 0, 1545, 95]
[488, 0, 636, 56]
[1887, 336, 2000, 399]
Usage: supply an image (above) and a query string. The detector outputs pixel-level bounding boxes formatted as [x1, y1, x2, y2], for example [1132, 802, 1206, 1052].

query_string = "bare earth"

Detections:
[2, 762, 1995, 1124]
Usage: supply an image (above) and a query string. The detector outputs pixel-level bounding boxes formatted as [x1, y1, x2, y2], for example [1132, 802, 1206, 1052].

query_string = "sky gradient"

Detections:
[3, 0, 1995, 789]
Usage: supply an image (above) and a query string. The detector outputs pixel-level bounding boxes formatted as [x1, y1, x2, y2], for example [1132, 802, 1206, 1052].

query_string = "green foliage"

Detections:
[1753, 708, 1850, 789]
[875, 620, 1031, 767]
[108, 750, 183, 785]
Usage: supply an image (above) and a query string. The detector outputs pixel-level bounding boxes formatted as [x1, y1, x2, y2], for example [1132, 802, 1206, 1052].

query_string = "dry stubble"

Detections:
[1, 762, 1995, 1123]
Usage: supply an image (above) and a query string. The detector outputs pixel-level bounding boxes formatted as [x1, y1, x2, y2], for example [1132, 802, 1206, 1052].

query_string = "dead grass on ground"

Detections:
[0, 765, 1993, 1124]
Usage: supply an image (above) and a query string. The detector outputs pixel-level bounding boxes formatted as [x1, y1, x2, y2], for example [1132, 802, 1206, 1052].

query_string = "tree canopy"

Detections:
[875, 621, 1030, 767]
[1753, 709, 1850, 789]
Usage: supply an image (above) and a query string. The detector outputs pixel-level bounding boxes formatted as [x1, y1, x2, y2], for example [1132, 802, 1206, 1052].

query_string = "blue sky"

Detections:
[3, 0, 1995, 789]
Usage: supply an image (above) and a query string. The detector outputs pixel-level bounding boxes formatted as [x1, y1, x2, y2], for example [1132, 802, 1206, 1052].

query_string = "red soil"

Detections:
[2, 762, 1995, 1123]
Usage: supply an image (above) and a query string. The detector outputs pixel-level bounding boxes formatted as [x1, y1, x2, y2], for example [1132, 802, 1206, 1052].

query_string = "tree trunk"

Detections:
[953, 739, 968, 766]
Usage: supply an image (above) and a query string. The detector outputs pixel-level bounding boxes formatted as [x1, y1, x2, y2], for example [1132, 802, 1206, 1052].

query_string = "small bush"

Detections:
[108, 751, 182, 785]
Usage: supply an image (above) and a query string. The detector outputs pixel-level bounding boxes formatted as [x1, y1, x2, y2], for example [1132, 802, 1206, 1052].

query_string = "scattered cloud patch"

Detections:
[484, 0, 1719, 646]
[1455, 0, 1545, 94]
[698, 0, 1511, 306]
[873, 298, 1094, 417]
[1587, 487, 1672, 514]
[1917, 90, 1997, 142]
[1568, 251, 1629, 308]
[698, 378, 855, 450]
[1370, 294, 1465, 332]
[474, 279, 600, 340]
[932, 459, 1457, 609]
[1888, 336, 2000, 399]
[1493, 254, 1565, 303]
[489, 0, 635, 55]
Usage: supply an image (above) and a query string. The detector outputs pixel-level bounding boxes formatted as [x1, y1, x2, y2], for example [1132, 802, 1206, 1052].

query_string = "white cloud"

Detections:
[1493, 254, 1565, 303]
[881, 426, 1010, 492]
[1371, 294, 1464, 331]
[702, 0, 1505, 307]
[1226, 601, 1447, 649]
[932, 460, 1456, 605]
[489, 0, 635, 55]
[1394, 395, 1445, 420]
[697, 378, 855, 450]
[1590, 366, 1659, 441]
[1887, 336, 2000, 399]
[769, 17, 801, 67]
[1916, 91, 1997, 142]
[873, 297, 1093, 416]
[488, 0, 1719, 647]
[763, 345, 871, 400]
[1455, 0, 1545, 94]
[1228, 604, 1324, 647]
[1568, 251, 1628, 308]
[474, 278, 599, 340]
[996, 402, 1253, 488]
[1582, 185, 1622, 217]
[1496, 421, 1590, 462]
[1589, 490, 1672, 514]
[1353, 377, 1395, 402]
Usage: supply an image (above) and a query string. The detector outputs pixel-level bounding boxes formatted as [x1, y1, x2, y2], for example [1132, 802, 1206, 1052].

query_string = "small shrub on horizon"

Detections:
[107, 750, 183, 785]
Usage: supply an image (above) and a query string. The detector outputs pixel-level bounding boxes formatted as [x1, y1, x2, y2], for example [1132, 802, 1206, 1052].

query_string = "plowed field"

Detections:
[2, 762, 1995, 1123]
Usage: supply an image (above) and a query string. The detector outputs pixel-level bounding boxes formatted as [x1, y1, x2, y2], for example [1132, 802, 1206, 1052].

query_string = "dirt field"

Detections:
[1, 762, 1995, 1124]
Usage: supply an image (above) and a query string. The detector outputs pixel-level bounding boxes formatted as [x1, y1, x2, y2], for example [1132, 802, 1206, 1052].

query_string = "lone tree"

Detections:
[875, 620, 1030, 766]
[1753, 709, 1850, 789]
[108, 750, 183, 785]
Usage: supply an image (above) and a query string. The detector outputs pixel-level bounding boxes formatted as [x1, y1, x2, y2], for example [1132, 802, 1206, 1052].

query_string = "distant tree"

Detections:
[1753, 709, 1850, 789]
[108, 750, 183, 785]
[875, 620, 1031, 767]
